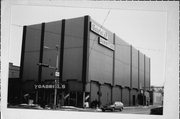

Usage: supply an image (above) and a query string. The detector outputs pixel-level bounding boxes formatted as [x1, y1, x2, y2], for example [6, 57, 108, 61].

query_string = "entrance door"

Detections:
[68, 91, 83, 107]
[133, 95, 136, 106]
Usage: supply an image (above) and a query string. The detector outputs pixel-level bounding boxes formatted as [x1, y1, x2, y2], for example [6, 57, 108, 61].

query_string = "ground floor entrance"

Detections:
[64, 91, 83, 107]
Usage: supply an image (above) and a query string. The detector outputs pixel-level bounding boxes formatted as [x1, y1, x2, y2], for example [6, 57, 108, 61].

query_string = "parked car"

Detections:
[101, 101, 124, 112]
[150, 106, 163, 115]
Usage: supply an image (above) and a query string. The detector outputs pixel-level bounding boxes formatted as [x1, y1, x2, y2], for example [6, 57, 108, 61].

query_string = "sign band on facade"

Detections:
[34, 84, 65, 89]
[98, 37, 115, 50]
[90, 22, 108, 40]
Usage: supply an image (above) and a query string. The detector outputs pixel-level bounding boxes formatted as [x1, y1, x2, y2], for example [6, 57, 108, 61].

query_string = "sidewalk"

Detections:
[61, 106, 102, 112]
[60, 105, 155, 112]
[123, 105, 159, 110]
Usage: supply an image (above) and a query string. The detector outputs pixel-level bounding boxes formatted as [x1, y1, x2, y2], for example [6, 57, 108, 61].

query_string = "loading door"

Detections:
[112, 86, 122, 103]
[90, 81, 100, 108]
[100, 84, 112, 106]
[122, 88, 130, 106]
[131, 89, 138, 106]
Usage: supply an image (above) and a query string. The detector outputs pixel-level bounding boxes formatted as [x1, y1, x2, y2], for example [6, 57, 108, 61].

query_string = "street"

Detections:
[60, 105, 161, 115]
[108, 106, 155, 115]
[8, 104, 162, 115]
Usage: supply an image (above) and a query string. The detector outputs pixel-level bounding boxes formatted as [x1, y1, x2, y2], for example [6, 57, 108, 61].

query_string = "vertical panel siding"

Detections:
[42, 21, 62, 81]
[114, 35, 131, 87]
[132, 47, 139, 89]
[88, 21, 114, 84]
[63, 17, 84, 81]
[145, 57, 150, 91]
[139, 53, 145, 90]
[22, 24, 41, 81]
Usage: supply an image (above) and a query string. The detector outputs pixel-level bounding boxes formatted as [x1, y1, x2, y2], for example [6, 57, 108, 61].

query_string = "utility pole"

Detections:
[53, 45, 59, 109]
[39, 45, 60, 109]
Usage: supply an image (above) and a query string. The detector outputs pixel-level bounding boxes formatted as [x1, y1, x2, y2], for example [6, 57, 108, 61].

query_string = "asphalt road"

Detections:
[8, 104, 162, 115]
[101, 105, 160, 115]
[117, 106, 151, 114]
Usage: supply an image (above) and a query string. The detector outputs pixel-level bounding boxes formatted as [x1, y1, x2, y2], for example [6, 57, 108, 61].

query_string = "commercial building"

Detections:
[8, 63, 21, 105]
[19, 16, 151, 107]
[150, 86, 164, 106]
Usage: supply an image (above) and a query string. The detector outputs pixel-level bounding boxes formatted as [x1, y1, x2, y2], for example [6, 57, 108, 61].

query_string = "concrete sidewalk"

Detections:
[61, 106, 101, 112]
[60, 105, 157, 112]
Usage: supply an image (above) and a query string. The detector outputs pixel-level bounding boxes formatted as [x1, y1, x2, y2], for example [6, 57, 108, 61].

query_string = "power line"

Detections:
[89, 9, 111, 56]
[12, 3, 165, 12]
[11, 23, 162, 53]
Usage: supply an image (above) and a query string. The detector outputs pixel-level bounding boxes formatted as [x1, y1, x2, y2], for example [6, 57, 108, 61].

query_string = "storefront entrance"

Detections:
[64, 91, 83, 107]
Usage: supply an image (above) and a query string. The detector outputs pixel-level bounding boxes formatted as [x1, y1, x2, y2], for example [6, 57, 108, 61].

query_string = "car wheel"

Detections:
[119, 108, 122, 111]
[102, 109, 105, 112]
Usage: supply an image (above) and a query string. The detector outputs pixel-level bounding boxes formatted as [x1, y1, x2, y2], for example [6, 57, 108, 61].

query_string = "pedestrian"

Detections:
[84, 101, 89, 108]
[23, 93, 29, 104]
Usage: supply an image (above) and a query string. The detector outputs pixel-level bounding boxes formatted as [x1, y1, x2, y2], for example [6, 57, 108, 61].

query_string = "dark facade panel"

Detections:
[114, 35, 131, 87]
[41, 21, 62, 81]
[63, 17, 84, 81]
[22, 24, 41, 81]
[139, 52, 144, 89]
[132, 47, 139, 89]
[68, 80, 83, 92]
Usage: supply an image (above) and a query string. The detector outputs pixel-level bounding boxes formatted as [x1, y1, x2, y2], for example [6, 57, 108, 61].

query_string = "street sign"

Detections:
[64, 93, 70, 99]
[61, 84, 65, 89]
[55, 71, 60, 77]
[34, 84, 65, 89]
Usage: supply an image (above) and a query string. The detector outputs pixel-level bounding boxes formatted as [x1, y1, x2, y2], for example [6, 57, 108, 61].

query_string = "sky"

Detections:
[9, 5, 167, 87]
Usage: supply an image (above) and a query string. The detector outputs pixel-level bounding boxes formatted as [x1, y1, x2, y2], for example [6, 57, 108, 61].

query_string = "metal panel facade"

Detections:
[132, 47, 139, 89]
[145, 57, 150, 91]
[42, 21, 62, 81]
[139, 53, 145, 90]
[114, 35, 131, 87]
[88, 19, 114, 84]
[22, 24, 41, 81]
[20, 16, 151, 107]
[63, 17, 84, 81]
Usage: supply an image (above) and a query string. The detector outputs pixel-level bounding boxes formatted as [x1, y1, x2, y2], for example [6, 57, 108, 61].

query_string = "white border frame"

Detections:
[1, 1, 179, 119]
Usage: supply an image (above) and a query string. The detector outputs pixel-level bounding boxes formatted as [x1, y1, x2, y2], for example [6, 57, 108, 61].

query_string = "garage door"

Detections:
[131, 89, 138, 106]
[100, 84, 112, 106]
[122, 87, 130, 106]
[90, 81, 100, 103]
[112, 86, 122, 103]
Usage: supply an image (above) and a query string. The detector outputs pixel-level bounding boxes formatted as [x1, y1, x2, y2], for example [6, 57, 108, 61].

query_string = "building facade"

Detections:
[8, 63, 21, 105]
[20, 16, 151, 107]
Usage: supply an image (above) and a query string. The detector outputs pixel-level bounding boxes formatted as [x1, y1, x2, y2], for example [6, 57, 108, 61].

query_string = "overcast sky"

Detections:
[9, 5, 167, 87]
